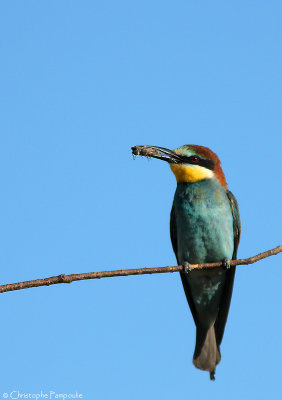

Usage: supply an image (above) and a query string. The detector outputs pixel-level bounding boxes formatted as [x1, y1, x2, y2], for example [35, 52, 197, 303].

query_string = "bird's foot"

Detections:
[210, 369, 216, 381]
[222, 258, 231, 270]
[183, 261, 192, 274]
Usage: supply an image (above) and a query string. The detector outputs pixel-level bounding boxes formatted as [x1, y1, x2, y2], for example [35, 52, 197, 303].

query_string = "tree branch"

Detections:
[1, 246, 281, 294]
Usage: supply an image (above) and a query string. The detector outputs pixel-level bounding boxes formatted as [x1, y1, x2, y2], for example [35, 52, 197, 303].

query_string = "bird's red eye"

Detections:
[191, 156, 199, 163]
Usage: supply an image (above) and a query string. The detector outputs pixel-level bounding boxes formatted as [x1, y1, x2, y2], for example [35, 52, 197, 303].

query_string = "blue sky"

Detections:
[0, 1, 281, 399]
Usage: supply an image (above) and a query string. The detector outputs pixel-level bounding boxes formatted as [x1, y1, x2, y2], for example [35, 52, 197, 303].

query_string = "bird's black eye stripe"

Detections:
[199, 158, 215, 170]
[180, 156, 215, 170]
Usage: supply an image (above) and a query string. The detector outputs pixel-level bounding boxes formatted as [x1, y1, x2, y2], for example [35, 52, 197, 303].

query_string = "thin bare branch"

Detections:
[0, 246, 281, 294]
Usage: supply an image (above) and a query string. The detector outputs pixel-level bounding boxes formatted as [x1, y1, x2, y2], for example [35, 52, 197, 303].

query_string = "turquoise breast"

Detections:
[173, 179, 234, 264]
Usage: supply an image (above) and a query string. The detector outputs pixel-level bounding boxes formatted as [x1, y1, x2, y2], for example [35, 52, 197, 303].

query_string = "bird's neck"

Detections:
[175, 178, 224, 200]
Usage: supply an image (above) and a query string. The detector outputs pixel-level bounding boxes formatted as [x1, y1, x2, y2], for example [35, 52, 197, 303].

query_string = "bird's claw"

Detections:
[210, 370, 216, 381]
[222, 258, 231, 270]
[183, 261, 192, 274]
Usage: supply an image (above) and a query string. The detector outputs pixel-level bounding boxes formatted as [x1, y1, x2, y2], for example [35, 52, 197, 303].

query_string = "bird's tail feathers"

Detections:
[193, 325, 221, 380]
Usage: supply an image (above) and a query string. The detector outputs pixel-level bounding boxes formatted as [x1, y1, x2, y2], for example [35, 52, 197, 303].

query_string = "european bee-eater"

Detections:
[132, 144, 241, 380]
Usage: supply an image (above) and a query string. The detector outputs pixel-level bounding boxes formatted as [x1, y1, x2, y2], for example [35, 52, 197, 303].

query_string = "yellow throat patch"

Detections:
[170, 164, 214, 183]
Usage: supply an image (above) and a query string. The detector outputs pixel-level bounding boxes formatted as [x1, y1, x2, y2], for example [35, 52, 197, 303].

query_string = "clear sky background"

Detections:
[0, 1, 281, 399]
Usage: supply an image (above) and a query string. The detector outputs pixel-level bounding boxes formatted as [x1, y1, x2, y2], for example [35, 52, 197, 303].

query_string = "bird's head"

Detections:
[132, 144, 227, 188]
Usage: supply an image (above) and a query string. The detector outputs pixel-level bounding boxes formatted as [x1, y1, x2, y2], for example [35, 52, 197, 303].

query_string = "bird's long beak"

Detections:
[132, 145, 183, 164]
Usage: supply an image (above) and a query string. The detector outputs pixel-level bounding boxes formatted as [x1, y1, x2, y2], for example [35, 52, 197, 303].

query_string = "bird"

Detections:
[132, 144, 241, 380]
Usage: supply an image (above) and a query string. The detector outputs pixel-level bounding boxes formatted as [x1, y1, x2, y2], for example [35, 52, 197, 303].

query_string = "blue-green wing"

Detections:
[227, 190, 241, 259]
[215, 190, 241, 345]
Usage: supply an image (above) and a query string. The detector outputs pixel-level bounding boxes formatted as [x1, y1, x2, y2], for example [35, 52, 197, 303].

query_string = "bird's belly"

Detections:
[187, 268, 226, 327]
